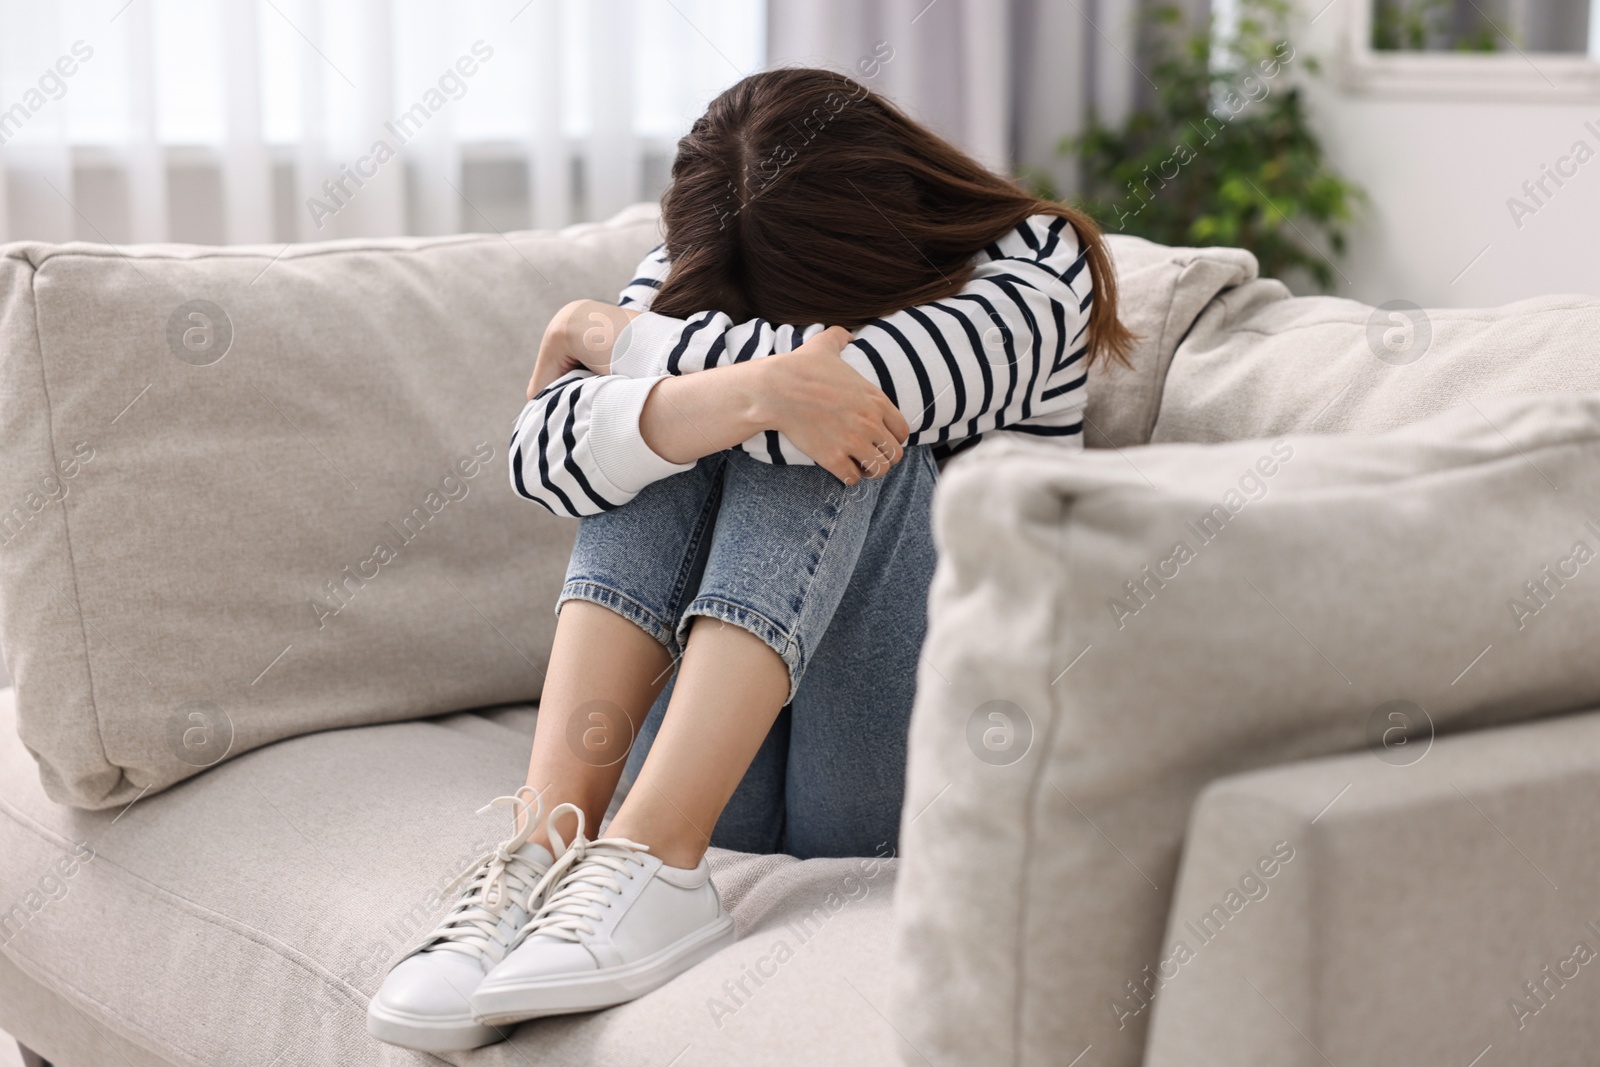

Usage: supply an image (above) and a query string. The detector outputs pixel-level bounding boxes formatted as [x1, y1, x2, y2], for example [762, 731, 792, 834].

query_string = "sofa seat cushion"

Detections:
[0, 688, 899, 1067]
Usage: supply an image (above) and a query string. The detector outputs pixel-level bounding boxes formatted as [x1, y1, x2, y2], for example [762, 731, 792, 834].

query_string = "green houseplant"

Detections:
[1036, 0, 1363, 290]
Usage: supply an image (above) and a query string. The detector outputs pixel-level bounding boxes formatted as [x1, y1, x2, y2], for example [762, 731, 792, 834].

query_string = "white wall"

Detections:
[1012, 1, 1600, 310]
[1296, 5, 1600, 308]
[1317, 95, 1600, 307]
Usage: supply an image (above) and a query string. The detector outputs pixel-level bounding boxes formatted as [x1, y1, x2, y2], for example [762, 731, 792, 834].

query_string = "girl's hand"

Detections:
[759, 326, 911, 485]
[527, 300, 639, 399]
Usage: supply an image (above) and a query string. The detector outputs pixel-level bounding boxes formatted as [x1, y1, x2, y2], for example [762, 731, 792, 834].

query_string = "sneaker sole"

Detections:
[472, 914, 738, 1024]
[366, 1002, 509, 1051]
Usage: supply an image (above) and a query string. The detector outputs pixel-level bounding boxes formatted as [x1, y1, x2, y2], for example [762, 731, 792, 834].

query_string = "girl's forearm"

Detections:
[568, 300, 640, 374]
[638, 362, 773, 465]
[636, 328, 905, 485]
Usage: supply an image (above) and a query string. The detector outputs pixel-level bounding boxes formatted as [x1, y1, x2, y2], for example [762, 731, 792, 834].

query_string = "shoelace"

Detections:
[519, 802, 651, 944]
[417, 786, 550, 967]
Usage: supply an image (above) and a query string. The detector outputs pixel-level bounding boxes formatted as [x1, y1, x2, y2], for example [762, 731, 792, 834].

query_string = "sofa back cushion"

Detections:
[891, 390, 1600, 1067]
[1084, 236, 1258, 450]
[1154, 282, 1600, 441]
[0, 204, 662, 809]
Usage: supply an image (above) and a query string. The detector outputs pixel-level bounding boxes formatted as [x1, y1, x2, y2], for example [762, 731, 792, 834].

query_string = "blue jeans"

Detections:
[557, 447, 938, 859]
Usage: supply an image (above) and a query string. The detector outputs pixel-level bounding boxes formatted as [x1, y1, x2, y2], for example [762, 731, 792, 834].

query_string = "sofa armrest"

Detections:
[888, 391, 1600, 1067]
[1147, 708, 1600, 1067]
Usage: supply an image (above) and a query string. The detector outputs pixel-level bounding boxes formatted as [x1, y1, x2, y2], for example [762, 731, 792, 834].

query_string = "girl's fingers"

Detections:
[824, 455, 861, 485]
[884, 404, 910, 443]
[848, 421, 904, 478]
[875, 423, 903, 468]
[853, 447, 891, 479]
[820, 325, 853, 350]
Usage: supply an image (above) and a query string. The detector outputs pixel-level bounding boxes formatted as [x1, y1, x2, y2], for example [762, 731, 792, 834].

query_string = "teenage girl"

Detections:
[368, 65, 1129, 1051]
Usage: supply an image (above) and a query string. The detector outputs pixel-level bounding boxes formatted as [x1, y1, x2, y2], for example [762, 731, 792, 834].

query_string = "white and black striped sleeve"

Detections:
[508, 219, 1093, 515]
[608, 213, 1091, 462]
[508, 369, 692, 517]
[506, 243, 687, 517]
[616, 242, 671, 310]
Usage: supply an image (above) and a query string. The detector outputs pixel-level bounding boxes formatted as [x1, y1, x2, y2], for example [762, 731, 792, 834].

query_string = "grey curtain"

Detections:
[765, 0, 1013, 170]
[766, 0, 1200, 196]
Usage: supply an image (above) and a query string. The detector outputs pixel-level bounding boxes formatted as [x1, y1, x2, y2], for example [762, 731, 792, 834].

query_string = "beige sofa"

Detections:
[1, 205, 1597, 1067]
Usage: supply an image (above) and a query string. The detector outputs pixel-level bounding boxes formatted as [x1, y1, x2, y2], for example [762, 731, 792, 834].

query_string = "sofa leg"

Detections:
[16, 1041, 52, 1067]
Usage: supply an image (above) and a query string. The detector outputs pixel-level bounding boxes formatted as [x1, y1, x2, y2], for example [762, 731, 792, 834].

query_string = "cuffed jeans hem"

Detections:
[677, 596, 806, 705]
[557, 580, 682, 658]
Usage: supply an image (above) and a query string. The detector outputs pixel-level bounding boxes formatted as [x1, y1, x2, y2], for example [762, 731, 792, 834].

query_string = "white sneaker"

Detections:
[471, 803, 737, 1024]
[367, 787, 555, 1051]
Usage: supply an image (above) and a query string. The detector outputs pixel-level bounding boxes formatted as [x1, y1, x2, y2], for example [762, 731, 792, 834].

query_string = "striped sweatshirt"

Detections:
[510, 213, 1091, 517]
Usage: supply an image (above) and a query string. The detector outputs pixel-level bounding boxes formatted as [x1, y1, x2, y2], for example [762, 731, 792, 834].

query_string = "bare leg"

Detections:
[519, 600, 672, 846]
[605, 615, 790, 869]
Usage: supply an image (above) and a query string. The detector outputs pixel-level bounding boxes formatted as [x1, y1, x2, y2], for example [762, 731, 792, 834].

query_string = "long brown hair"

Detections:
[653, 67, 1132, 367]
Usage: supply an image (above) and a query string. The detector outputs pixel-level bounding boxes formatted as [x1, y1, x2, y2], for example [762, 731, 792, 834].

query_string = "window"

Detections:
[1370, 0, 1597, 55]
[1333, 0, 1600, 100]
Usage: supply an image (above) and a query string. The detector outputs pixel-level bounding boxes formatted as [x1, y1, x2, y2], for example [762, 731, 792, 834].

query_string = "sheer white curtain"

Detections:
[0, 0, 764, 244]
[0, 0, 1210, 247]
